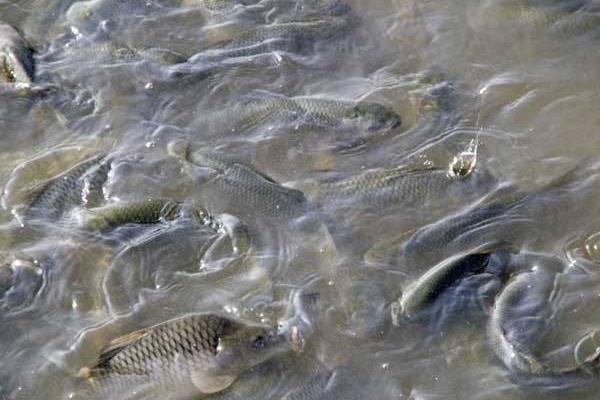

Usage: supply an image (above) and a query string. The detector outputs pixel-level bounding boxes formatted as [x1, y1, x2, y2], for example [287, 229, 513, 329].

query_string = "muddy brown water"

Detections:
[3, 0, 600, 399]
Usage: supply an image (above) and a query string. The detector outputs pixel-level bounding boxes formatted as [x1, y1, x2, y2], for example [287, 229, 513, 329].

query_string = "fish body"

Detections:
[0, 23, 34, 83]
[80, 314, 290, 398]
[182, 0, 260, 11]
[191, 96, 400, 137]
[489, 263, 600, 380]
[58, 40, 187, 65]
[174, 145, 308, 219]
[488, 269, 554, 375]
[192, 17, 350, 61]
[392, 247, 496, 323]
[26, 154, 111, 220]
[221, 18, 349, 49]
[487, 3, 600, 39]
[78, 198, 183, 230]
[0, 257, 43, 310]
[303, 165, 494, 211]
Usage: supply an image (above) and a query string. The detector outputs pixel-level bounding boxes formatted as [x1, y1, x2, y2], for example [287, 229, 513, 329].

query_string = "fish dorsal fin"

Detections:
[93, 329, 149, 368]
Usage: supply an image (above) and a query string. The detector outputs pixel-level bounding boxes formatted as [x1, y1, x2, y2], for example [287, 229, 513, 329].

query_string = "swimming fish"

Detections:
[484, 2, 600, 39]
[77, 198, 183, 230]
[0, 23, 34, 83]
[55, 40, 188, 65]
[300, 162, 495, 212]
[187, 95, 401, 137]
[170, 141, 309, 220]
[182, 0, 260, 11]
[391, 244, 505, 324]
[0, 256, 43, 310]
[79, 314, 292, 398]
[488, 267, 600, 379]
[26, 154, 111, 220]
[196, 17, 350, 60]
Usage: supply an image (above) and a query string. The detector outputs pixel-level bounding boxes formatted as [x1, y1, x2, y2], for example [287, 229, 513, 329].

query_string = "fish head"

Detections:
[216, 323, 289, 373]
[347, 102, 402, 132]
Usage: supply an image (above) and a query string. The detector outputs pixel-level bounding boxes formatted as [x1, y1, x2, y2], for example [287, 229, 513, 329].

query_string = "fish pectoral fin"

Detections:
[190, 371, 236, 394]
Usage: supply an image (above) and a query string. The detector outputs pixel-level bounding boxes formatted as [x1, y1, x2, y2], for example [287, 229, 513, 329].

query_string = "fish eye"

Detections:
[350, 108, 361, 118]
[252, 335, 266, 349]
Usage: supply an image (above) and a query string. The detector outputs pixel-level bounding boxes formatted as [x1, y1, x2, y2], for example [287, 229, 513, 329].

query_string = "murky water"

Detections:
[3, 0, 600, 399]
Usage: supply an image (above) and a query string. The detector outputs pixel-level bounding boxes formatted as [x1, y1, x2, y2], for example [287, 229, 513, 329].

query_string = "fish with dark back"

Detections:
[78, 314, 295, 398]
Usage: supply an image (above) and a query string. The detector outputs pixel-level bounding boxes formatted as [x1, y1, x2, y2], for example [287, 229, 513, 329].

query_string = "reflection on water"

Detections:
[3, 0, 600, 399]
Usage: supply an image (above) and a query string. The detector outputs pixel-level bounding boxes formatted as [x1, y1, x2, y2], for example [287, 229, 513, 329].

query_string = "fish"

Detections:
[184, 0, 350, 17]
[170, 141, 309, 220]
[282, 369, 337, 400]
[300, 162, 495, 212]
[25, 154, 111, 220]
[368, 162, 586, 268]
[187, 95, 401, 139]
[182, 0, 260, 11]
[198, 17, 350, 60]
[0, 256, 43, 310]
[77, 198, 183, 230]
[65, 0, 179, 31]
[391, 243, 507, 324]
[55, 40, 188, 65]
[0, 23, 34, 83]
[488, 266, 600, 380]
[485, 3, 600, 39]
[282, 366, 367, 400]
[78, 314, 292, 398]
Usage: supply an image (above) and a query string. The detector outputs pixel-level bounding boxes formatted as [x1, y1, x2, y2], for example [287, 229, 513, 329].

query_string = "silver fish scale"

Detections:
[225, 19, 347, 49]
[99, 199, 181, 225]
[96, 315, 227, 379]
[195, 98, 301, 134]
[317, 168, 453, 209]
[190, 153, 307, 218]
[292, 98, 352, 125]
[218, 161, 306, 218]
[26, 154, 110, 220]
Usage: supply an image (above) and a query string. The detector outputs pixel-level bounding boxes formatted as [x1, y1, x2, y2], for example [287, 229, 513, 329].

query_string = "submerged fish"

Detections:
[56, 40, 188, 65]
[300, 162, 494, 212]
[25, 154, 111, 220]
[77, 198, 251, 255]
[488, 266, 600, 379]
[391, 244, 507, 324]
[77, 198, 183, 230]
[182, 0, 260, 11]
[0, 23, 34, 83]
[0, 256, 43, 310]
[485, 3, 600, 39]
[197, 17, 350, 60]
[188, 95, 401, 137]
[79, 314, 292, 398]
[170, 141, 309, 219]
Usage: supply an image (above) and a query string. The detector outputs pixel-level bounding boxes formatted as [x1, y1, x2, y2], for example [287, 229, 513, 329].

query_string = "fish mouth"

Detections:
[389, 116, 402, 130]
[366, 116, 402, 132]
